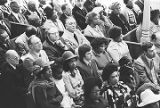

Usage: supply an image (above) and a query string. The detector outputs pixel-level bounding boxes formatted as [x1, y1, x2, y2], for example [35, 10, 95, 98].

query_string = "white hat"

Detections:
[137, 89, 160, 107]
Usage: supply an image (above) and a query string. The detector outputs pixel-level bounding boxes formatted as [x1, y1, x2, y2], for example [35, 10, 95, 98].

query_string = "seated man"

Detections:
[21, 35, 51, 72]
[62, 17, 90, 51]
[43, 27, 71, 62]
[15, 26, 37, 56]
[134, 42, 160, 86]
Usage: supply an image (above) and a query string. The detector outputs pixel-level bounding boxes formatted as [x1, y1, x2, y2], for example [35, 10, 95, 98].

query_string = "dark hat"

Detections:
[102, 63, 118, 81]
[62, 51, 78, 62]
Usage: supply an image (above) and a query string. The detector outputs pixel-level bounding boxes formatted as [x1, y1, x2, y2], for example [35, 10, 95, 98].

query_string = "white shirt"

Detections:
[107, 40, 131, 65]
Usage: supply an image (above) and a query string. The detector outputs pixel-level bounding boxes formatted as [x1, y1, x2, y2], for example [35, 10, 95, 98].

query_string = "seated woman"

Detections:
[101, 63, 132, 108]
[107, 26, 132, 65]
[82, 77, 108, 108]
[84, 11, 104, 42]
[91, 37, 112, 71]
[62, 51, 84, 106]
[29, 61, 63, 108]
[51, 61, 74, 108]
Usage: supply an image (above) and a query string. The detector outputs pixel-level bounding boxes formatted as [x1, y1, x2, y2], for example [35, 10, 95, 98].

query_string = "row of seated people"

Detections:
[1, 39, 160, 108]
[0, 0, 160, 108]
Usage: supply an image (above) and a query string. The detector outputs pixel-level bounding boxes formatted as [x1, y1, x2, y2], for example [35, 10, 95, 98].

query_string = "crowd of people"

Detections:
[0, 0, 160, 108]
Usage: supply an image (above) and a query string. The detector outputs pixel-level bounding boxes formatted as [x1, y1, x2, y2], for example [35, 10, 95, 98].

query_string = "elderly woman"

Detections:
[84, 11, 104, 42]
[62, 51, 84, 106]
[107, 26, 132, 65]
[29, 60, 63, 108]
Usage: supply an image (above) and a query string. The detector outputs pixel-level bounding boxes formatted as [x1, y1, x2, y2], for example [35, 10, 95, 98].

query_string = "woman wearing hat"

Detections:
[101, 63, 131, 108]
[28, 65, 63, 108]
[62, 51, 84, 106]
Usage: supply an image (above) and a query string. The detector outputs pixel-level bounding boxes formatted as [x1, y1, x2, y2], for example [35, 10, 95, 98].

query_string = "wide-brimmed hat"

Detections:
[137, 89, 160, 107]
[62, 51, 78, 62]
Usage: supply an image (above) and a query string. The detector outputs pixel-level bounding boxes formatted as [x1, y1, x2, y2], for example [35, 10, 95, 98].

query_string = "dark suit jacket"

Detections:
[43, 39, 66, 62]
[109, 12, 130, 34]
[0, 62, 27, 108]
[72, 5, 87, 30]
[76, 59, 100, 81]
[8, 13, 28, 24]
[59, 13, 67, 27]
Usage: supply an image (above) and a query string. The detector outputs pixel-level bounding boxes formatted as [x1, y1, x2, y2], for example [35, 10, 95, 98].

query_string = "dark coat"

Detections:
[43, 39, 64, 62]
[0, 62, 27, 108]
[76, 59, 100, 81]
[8, 13, 28, 24]
[72, 5, 87, 30]
[109, 12, 130, 34]
[59, 13, 67, 27]
[34, 82, 63, 108]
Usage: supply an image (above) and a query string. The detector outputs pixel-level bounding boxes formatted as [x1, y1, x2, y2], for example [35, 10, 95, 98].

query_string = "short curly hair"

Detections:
[85, 11, 98, 25]
[108, 26, 122, 40]
[91, 37, 109, 52]
[102, 63, 118, 81]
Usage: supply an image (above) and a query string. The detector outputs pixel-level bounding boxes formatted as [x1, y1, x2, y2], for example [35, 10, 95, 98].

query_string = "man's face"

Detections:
[30, 37, 42, 52]
[11, 3, 20, 13]
[84, 50, 92, 62]
[65, 18, 77, 33]
[76, 0, 85, 8]
[113, 5, 121, 15]
[9, 51, 20, 66]
[146, 46, 156, 59]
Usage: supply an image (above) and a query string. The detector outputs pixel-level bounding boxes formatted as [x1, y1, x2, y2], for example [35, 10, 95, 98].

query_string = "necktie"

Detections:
[74, 33, 79, 44]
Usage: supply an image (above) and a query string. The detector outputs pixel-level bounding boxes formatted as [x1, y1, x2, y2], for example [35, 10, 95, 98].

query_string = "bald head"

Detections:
[6, 50, 20, 66]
